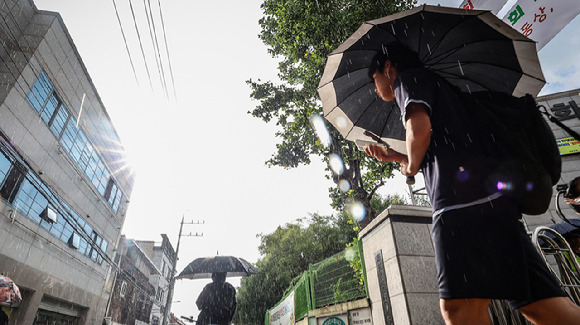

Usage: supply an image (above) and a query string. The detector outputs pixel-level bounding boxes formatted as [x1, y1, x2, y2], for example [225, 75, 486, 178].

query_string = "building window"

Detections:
[120, 281, 127, 298]
[0, 151, 11, 186]
[104, 179, 122, 212]
[27, 70, 53, 114]
[0, 160, 26, 203]
[0, 145, 108, 265]
[27, 70, 124, 213]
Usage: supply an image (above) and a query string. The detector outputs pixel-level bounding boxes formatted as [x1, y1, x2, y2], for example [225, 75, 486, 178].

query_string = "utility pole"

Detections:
[162, 216, 203, 325]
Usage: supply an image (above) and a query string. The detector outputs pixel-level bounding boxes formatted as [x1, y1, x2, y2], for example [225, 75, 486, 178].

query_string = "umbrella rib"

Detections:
[344, 94, 384, 140]
[427, 38, 537, 74]
[435, 60, 545, 91]
[324, 71, 375, 117]
[419, 11, 488, 64]
[377, 102, 400, 139]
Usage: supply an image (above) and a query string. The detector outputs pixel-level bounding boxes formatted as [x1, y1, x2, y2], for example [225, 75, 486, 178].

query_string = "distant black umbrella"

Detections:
[318, 4, 545, 155]
[176, 256, 258, 280]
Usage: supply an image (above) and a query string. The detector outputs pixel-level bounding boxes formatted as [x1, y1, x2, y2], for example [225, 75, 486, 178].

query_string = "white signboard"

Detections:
[270, 292, 295, 325]
[502, 0, 580, 50]
[459, 0, 508, 15]
[350, 308, 372, 325]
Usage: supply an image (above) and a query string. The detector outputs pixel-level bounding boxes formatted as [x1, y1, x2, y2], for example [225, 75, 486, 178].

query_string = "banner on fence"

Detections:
[270, 292, 295, 325]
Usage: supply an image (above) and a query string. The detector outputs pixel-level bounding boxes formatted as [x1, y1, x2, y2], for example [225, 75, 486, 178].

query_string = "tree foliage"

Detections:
[232, 213, 356, 325]
[233, 191, 418, 325]
[248, 0, 416, 224]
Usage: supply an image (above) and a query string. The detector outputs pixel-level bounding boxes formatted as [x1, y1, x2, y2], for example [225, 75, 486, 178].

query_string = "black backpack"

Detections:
[458, 91, 561, 215]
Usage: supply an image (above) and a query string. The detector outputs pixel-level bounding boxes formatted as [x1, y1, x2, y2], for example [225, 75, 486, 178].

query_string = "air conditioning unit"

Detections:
[40, 206, 58, 223]
[68, 233, 81, 249]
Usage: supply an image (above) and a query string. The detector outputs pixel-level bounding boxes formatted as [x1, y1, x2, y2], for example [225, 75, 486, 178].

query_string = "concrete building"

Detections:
[136, 234, 177, 325]
[0, 0, 134, 323]
[107, 237, 159, 325]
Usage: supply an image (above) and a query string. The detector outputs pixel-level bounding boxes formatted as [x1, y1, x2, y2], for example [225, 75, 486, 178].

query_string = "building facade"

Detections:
[0, 0, 134, 323]
[107, 237, 159, 325]
[522, 88, 580, 228]
[136, 234, 176, 325]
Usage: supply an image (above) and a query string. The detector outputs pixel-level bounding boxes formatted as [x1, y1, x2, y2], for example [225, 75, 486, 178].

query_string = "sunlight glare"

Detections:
[344, 246, 357, 262]
[338, 179, 351, 192]
[328, 153, 344, 176]
[348, 199, 366, 222]
[309, 114, 331, 148]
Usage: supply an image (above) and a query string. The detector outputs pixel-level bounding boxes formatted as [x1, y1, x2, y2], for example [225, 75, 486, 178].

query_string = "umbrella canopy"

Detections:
[318, 5, 545, 154]
[0, 275, 22, 307]
[176, 256, 258, 280]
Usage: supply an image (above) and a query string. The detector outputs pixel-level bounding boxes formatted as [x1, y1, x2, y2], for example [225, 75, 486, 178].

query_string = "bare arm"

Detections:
[403, 102, 431, 177]
[365, 144, 407, 163]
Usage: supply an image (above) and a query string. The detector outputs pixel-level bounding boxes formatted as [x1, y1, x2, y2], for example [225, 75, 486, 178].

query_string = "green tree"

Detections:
[248, 0, 415, 225]
[233, 213, 356, 325]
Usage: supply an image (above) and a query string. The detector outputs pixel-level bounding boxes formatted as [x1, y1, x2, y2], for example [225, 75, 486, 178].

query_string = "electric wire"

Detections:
[143, 0, 168, 98]
[156, 0, 177, 100]
[111, 0, 140, 85]
[128, 0, 154, 90]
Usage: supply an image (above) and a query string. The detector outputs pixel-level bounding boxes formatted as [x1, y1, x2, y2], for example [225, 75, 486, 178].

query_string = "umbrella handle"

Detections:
[406, 176, 415, 185]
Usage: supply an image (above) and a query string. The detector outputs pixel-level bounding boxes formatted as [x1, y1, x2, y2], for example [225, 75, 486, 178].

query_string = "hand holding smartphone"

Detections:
[360, 131, 415, 185]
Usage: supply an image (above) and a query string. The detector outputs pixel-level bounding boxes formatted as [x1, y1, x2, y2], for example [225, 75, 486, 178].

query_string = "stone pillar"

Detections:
[359, 205, 442, 325]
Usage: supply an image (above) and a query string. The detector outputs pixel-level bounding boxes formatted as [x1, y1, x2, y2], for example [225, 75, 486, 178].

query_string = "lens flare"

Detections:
[344, 246, 357, 262]
[348, 200, 366, 222]
[526, 182, 534, 191]
[497, 181, 513, 191]
[309, 114, 331, 148]
[456, 166, 470, 182]
[335, 116, 348, 129]
[328, 153, 345, 176]
[338, 179, 351, 192]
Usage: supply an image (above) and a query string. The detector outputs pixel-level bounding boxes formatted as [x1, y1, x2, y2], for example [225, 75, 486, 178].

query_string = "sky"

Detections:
[33, 0, 580, 321]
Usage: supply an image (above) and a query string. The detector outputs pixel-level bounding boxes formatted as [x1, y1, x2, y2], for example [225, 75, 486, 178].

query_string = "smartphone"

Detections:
[355, 139, 389, 151]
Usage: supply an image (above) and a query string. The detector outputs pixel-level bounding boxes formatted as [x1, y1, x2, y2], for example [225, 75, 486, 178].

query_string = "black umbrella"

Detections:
[318, 5, 545, 154]
[176, 256, 258, 280]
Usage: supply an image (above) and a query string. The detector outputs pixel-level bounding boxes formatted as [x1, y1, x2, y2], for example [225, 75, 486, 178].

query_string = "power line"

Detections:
[127, 0, 154, 90]
[156, 0, 177, 100]
[108, 0, 176, 99]
[143, 0, 168, 98]
[111, 0, 140, 85]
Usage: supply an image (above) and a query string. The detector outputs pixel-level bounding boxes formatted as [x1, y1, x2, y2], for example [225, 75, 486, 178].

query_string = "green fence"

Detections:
[265, 241, 368, 324]
[309, 247, 367, 308]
